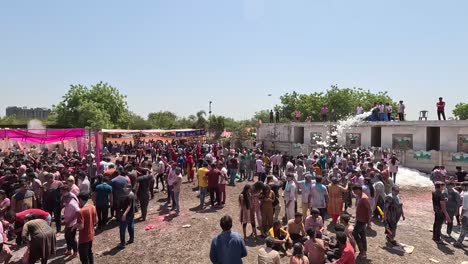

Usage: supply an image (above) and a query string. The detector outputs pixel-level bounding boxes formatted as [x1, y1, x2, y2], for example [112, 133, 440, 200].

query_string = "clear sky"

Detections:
[1, 0, 467, 121]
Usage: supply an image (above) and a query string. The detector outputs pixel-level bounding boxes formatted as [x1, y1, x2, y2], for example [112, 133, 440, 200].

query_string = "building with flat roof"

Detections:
[5, 106, 51, 119]
[257, 120, 468, 173]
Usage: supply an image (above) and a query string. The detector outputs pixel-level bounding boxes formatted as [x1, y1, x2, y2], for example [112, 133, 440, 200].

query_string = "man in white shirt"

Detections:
[386, 103, 393, 121]
[257, 236, 281, 264]
[256, 157, 266, 182]
[153, 156, 166, 192]
[284, 173, 297, 220]
[455, 182, 468, 248]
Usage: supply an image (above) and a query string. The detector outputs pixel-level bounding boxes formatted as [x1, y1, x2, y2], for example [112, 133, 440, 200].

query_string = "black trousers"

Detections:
[353, 221, 367, 253]
[65, 227, 78, 252]
[398, 113, 404, 121]
[156, 173, 165, 190]
[437, 111, 446, 120]
[290, 233, 307, 244]
[96, 205, 109, 228]
[167, 185, 176, 206]
[79, 241, 94, 264]
[208, 187, 220, 206]
[387, 113, 392, 121]
[44, 204, 61, 232]
[139, 195, 150, 220]
[433, 212, 444, 241]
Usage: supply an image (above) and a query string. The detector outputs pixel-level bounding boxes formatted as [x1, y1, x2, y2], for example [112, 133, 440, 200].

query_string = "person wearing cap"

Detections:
[42, 173, 63, 233]
[257, 236, 281, 264]
[432, 181, 450, 244]
[455, 182, 468, 248]
[443, 181, 461, 237]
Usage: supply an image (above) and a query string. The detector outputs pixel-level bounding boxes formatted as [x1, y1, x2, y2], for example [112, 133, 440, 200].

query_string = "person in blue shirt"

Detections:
[94, 175, 113, 229]
[210, 215, 247, 264]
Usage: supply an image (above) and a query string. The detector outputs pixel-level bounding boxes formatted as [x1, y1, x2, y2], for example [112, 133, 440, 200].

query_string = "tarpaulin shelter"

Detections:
[0, 128, 98, 159]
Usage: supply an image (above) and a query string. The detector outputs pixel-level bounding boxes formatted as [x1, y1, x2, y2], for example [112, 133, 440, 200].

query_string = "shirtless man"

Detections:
[303, 228, 325, 264]
[287, 212, 307, 244]
[340, 213, 356, 251]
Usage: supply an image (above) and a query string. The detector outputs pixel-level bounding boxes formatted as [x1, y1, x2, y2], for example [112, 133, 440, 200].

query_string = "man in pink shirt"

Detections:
[63, 192, 81, 259]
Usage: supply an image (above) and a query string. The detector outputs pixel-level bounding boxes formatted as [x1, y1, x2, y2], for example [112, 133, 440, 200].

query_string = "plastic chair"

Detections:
[419, 110, 428, 121]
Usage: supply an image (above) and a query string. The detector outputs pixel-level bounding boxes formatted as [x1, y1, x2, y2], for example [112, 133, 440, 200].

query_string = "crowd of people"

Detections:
[0, 138, 466, 264]
[209, 148, 468, 263]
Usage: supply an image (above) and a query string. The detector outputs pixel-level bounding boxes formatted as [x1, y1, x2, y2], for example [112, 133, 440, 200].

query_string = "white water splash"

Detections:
[27, 119, 46, 132]
[335, 111, 372, 137]
[395, 167, 433, 188]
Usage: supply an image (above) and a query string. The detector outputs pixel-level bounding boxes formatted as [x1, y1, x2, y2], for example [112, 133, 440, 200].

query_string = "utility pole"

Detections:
[209, 101, 212, 118]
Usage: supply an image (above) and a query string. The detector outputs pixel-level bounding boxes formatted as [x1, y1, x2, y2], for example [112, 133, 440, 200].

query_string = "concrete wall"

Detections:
[390, 150, 467, 174]
[381, 126, 427, 151]
[440, 127, 468, 152]
[337, 126, 371, 147]
[257, 123, 291, 142]
[304, 126, 330, 145]
[258, 120, 468, 153]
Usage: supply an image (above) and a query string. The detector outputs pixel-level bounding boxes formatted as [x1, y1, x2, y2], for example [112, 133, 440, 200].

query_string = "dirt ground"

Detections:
[11, 181, 468, 264]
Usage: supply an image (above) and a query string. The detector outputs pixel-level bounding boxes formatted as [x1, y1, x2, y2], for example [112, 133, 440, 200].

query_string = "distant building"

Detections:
[6, 106, 51, 119]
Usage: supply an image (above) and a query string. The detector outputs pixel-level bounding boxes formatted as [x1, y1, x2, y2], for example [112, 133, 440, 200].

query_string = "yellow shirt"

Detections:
[197, 167, 209, 188]
[268, 227, 289, 239]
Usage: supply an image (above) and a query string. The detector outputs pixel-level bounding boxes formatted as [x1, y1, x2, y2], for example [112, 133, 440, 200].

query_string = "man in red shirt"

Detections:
[77, 192, 97, 264]
[333, 232, 355, 264]
[6, 208, 51, 245]
[436, 97, 446, 121]
[352, 185, 371, 258]
[206, 163, 221, 208]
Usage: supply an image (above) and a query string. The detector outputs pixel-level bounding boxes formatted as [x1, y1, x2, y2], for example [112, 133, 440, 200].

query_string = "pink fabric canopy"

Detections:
[1, 128, 86, 144]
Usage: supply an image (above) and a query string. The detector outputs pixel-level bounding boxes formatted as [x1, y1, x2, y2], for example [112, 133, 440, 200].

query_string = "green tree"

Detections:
[128, 112, 149, 129]
[176, 117, 195, 128]
[53, 82, 130, 128]
[147, 111, 178, 129]
[194, 110, 208, 129]
[208, 115, 225, 139]
[277, 86, 397, 122]
[453, 103, 468, 120]
[0, 115, 22, 126]
[253, 110, 271, 123]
